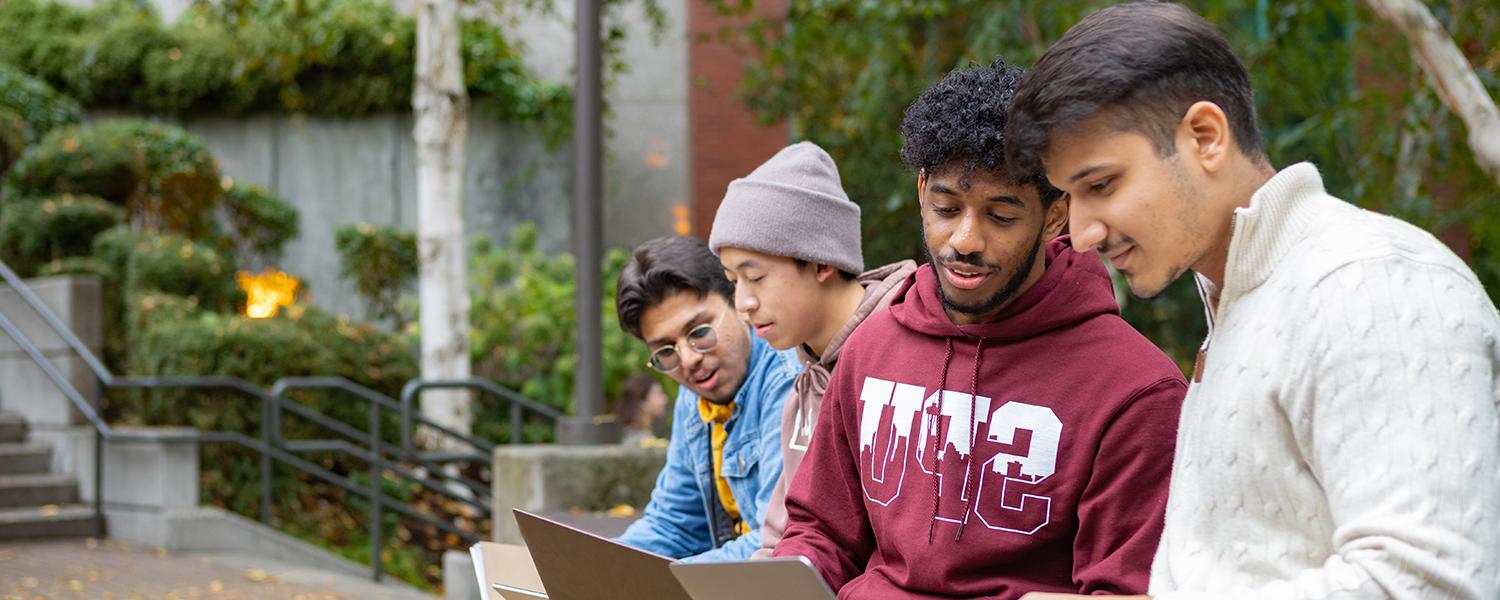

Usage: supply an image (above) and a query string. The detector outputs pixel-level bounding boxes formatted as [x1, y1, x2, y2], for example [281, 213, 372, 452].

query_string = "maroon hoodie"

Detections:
[773, 239, 1185, 599]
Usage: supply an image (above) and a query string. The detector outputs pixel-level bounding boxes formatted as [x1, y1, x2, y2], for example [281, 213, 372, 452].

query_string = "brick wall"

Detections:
[686, 0, 789, 238]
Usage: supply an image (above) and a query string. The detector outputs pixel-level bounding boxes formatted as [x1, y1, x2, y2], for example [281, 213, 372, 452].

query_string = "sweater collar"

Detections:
[1220, 162, 1327, 303]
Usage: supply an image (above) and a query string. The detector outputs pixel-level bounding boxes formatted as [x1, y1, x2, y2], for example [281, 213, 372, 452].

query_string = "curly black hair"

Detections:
[899, 58, 1061, 205]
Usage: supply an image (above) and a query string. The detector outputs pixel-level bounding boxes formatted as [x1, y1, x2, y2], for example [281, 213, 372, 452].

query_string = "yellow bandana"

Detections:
[698, 398, 748, 535]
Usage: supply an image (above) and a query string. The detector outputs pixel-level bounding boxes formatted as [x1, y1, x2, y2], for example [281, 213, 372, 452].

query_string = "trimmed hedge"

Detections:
[6, 118, 222, 238]
[0, 62, 82, 143]
[5, 122, 148, 204]
[93, 227, 240, 313]
[219, 182, 299, 269]
[0, 194, 126, 274]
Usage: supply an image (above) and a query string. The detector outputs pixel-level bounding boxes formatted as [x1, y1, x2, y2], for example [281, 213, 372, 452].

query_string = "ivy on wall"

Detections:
[0, 0, 571, 134]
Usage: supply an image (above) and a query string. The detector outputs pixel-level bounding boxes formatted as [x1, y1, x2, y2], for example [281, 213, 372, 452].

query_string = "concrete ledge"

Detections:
[106, 505, 407, 584]
[491, 444, 666, 544]
[0, 275, 102, 428]
[443, 549, 478, 600]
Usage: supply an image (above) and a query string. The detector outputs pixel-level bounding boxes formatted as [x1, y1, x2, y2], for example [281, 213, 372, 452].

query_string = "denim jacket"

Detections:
[616, 333, 800, 562]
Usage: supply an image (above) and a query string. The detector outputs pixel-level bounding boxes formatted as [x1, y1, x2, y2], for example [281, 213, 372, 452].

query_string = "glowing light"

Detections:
[237, 269, 300, 319]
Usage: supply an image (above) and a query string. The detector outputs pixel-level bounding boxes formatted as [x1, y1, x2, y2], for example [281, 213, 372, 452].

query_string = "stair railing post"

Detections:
[369, 398, 384, 582]
[261, 393, 274, 525]
[93, 425, 104, 538]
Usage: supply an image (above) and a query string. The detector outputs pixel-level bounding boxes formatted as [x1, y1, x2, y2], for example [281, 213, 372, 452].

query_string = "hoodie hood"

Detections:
[889, 237, 1120, 342]
[799, 259, 920, 367]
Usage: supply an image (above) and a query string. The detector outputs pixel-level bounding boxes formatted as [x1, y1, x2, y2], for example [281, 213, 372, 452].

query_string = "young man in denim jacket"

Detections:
[613, 236, 802, 561]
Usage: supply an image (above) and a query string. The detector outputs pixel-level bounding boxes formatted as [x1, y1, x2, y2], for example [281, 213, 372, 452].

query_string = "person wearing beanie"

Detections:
[708, 140, 919, 559]
[769, 58, 1185, 599]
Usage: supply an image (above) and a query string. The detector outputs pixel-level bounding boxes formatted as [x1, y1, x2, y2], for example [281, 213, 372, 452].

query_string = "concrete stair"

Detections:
[0, 411, 97, 539]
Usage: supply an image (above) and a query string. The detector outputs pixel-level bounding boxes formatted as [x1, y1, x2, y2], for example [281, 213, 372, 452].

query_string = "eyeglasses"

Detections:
[647, 311, 728, 373]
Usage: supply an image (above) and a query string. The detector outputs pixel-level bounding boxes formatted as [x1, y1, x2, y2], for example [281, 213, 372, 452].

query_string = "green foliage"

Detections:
[219, 182, 299, 268]
[122, 230, 241, 314]
[35, 255, 112, 279]
[0, 0, 570, 127]
[0, 37, 82, 144]
[6, 122, 149, 205]
[0, 194, 126, 275]
[106, 119, 223, 237]
[6, 118, 224, 238]
[711, 0, 1500, 369]
[0, 108, 27, 176]
[468, 224, 657, 443]
[335, 223, 418, 327]
[118, 290, 417, 529]
[462, 19, 572, 142]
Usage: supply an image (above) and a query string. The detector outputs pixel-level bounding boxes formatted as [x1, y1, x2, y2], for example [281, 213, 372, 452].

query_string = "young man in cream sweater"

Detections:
[1006, 3, 1500, 599]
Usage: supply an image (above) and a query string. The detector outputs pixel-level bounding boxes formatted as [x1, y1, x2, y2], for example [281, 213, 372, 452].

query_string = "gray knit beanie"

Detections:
[708, 141, 864, 274]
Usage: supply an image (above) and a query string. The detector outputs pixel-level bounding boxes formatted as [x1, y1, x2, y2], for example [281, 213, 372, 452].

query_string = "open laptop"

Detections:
[669, 557, 837, 600]
[512, 508, 694, 600]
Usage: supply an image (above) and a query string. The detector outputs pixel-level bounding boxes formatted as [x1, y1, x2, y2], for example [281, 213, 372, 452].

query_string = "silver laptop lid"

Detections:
[512, 509, 692, 600]
[668, 556, 837, 600]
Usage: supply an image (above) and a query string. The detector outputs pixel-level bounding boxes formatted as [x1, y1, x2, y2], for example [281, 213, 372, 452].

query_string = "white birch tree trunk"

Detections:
[1363, 0, 1500, 185]
[413, 0, 473, 444]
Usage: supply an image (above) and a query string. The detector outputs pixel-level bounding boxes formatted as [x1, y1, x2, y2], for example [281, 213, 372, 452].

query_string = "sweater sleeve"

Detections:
[1159, 257, 1500, 600]
[771, 367, 875, 591]
[1072, 376, 1184, 594]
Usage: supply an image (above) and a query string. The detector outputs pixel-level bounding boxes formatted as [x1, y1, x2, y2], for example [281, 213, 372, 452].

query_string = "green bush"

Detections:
[468, 224, 657, 442]
[0, 107, 25, 174]
[5, 123, 149, 204]
[123, 230, 241, 313]
[219, 181, 299, 268]
[0, 0, 569, 126]
[71, 3, 172, 107]
[0, 3, 87, 125]
[0, 62, 81, 143]
[138, 17, 238, 115]
[118, 288, 417, 522]
[0, 194, 126, 275]
[6, 119, 223, 239]
[35, 255, 112, 279]
[335, 223, 417, 327]
[106, 119, 222, 237]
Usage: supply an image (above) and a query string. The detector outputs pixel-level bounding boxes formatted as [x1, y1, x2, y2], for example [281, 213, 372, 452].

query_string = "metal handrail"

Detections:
[400, 378, 565, 450]
[0, 261, 559, 582]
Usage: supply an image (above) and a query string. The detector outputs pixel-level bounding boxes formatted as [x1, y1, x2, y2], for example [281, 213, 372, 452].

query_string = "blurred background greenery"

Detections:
[709, 0, 1498, 370]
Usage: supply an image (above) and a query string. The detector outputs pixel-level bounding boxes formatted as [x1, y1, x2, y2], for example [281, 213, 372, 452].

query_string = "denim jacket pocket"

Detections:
[719, 449, 757, 480]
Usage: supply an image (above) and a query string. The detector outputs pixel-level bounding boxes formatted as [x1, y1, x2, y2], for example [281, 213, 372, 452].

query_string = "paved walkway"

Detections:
[0, 539, 434, 600]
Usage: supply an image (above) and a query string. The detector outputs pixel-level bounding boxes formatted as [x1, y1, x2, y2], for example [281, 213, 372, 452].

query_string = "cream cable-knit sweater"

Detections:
[1149, 163, 1500, 599]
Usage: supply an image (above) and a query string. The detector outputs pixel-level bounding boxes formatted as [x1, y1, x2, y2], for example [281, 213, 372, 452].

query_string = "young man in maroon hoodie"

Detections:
[771, 58, 1187, 598]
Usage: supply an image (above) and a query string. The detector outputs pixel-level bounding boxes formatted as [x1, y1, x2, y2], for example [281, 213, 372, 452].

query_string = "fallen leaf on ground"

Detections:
[606, 504, 638, 517]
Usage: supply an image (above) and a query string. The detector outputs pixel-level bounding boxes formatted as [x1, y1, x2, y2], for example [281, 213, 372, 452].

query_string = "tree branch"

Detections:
[1363, 0, 1500, 186]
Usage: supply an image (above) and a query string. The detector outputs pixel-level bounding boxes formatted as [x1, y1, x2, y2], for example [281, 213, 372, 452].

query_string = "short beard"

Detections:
[922, 222, 1046, 318]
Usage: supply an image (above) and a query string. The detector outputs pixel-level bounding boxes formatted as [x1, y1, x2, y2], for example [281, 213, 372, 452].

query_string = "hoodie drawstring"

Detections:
[925, 337, 954, 544]
[955, 337, 986, 541]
